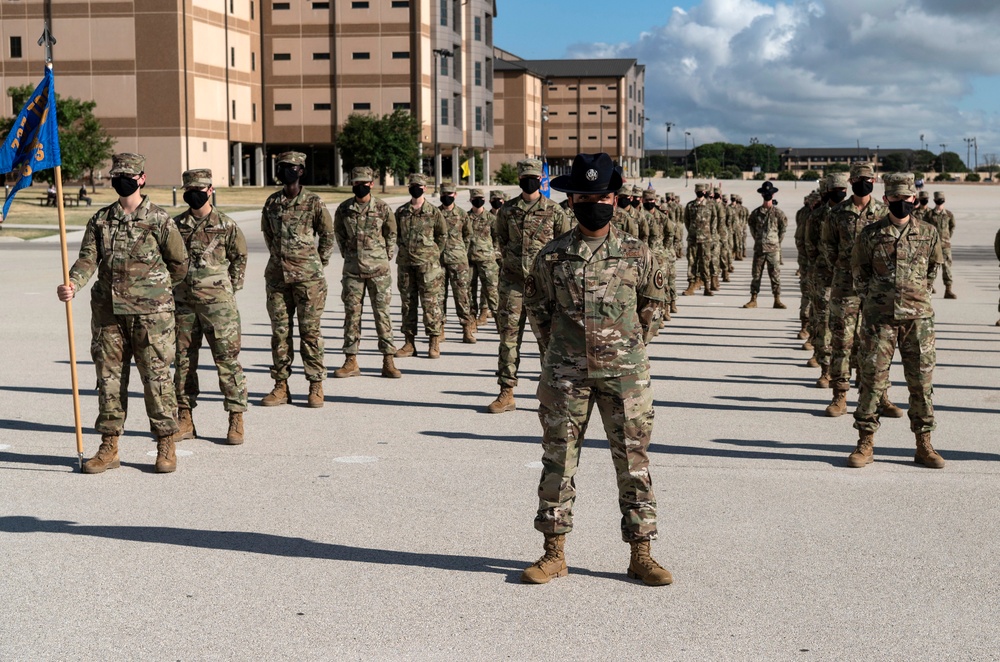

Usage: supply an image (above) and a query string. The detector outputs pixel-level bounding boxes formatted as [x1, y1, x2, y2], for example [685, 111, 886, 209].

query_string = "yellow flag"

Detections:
[460, 160, 470, 179]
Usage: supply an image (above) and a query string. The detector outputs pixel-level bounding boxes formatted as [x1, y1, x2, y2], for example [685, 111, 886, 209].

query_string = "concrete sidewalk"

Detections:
[1, 178, 999, 661]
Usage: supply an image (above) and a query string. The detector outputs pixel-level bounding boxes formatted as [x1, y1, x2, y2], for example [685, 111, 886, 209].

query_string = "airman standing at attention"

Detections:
[742, 181, 787, 309]
[614, 186, 640, 237]
[929, 191, 957, 299]
[794, 191, 818, 340]
[644, 188, 676, 317]
[467, 188, 500, 330]
[173, 168, 249, 445]
[912, 190, 931, 224]
[683, 183, 715, 297]
[438, 183, 477, 344]
[332, 166, 400, 379]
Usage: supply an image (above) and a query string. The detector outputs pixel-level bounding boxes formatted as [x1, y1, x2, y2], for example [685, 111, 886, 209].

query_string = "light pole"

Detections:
[974, 137, 979, 172]
[964, 137, 973, 171]
[684, 131, 691, 185]
[540, 78, 551, 163]
[599, 104, 611, 154]
[686, 132, 698, 176]
[920, 133, 925, 152]
[664, 122, 674, 177]
[940, 143, 947, 173]
[431, 47, 453, 194]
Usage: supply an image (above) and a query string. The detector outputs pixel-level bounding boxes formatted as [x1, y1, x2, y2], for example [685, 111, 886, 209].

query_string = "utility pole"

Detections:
[664, 122, 674, 177]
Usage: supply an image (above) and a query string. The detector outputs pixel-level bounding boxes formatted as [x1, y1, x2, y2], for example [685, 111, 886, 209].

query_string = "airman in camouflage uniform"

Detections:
[396, 173, 448, 358]
[912, 190, 931, 224]
[806, 173, 848, 387]
[631, 184, 651, 244]
[521, 152, 671, 587]
[438, 183, 477, 344]
[666, 193, 685, 260]
[614, 186, 641, 237]
[260, 151, 334, 408]
[172, 168, 248, 446]
[794, 191, 818, 339]
[849, 173, 945, 469]
[733, 194, 748, 261]
[929, 192, 957, 298]
[643, 188, 677, 316]
[58, 153, 188, 474]
[472, 189, 508, 324]
[467, 188, 500, 330]
[708, 186, 727, 289]
[742, 181, 787, 309]
[488, 159, 571, 414]
[683, 183, 716, 296]
[717, 191, 733, 282]
[332, 166, 400, 380]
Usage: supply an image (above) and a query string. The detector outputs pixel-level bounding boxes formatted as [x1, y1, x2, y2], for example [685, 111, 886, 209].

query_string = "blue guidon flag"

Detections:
[0, 66, 62, 220]
[540, 161, 551, 198]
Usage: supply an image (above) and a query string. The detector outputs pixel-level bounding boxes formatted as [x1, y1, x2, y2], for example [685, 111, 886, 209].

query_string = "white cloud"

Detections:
[566, 0, 1000, 158]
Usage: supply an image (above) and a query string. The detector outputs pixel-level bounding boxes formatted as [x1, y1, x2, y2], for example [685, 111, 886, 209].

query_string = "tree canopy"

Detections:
[337, 109, 420, 191]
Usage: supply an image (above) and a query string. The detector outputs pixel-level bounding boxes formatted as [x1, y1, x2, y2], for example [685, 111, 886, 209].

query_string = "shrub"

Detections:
[800, 170, 821, 181]
[493, 162, 519, 185]
[777, 170, 799, 181]
[933, 172, 952, 182]
[965, 172, 981, 182]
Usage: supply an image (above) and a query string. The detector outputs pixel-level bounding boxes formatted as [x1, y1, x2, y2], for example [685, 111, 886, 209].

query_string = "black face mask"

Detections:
[935, 199, 945, 205]
[277, 167, 301, 186]
[695, 191, 705, 198]
[829, 190, 848, 204]
[573, 202, 614, 232]
[851, 180, 874, 197]
[490, 200, 503, 209]
[183, 189, 210, 209]
[629, 198, 641, 208]
[714, 194, 721, 200]
[519, 178, 541, 194]
[440, 195, 455, 207]
[111, 176, 140, 197]
[642, 202, 656, 211]
[762, 193, 773, 202]
[888, 199, 914, 219]
[352, 184, 372, 199]
[919, 200, 929, 207]
[408, 185, 424, 199]
[471, 198, 485, 209]
[617, 196, 631, 208]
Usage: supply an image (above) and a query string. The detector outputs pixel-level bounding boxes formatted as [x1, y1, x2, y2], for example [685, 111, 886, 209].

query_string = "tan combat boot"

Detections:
[260, 380, 290, 406]
[802, 340, 814, 351]
[627, 540, 673, 586]
[82, 434, 120, 474]
[670, 301, 678, 314]
[381, 354, 402, 378]
[742, 294, 758, 309]
[816, 371, 830, 389]
[487, 387, 516, 414]
[334, 354, 361, 378]
[520, 534, 568, 584]
[806, 356, 819, 368]
[825, 390, 848, 417]
[848, 431, 874, 468]
[915, 432, 945, 468]
[797, 323, 809, 340]
[226, 412, 244, 445]
[773, 295, 787, 309]
[943, 286, 957, 300]
[155, 433, 178, 473]
[703, 282, 714, 296]
[177, 408, 196, 440]
[879, 393, 904, 418]
[396, 334, 417, 358]
[462, 324, 477, 344]
[722, 271, 730, 283]
[428, 335, 441, 359]
[476, 308, 489, 326]
[710, 275, 720, 291]
[307, 381, 324, 408]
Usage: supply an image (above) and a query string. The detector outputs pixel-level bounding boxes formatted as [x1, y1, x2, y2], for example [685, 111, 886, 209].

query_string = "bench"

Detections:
[36, 195, 81, 207]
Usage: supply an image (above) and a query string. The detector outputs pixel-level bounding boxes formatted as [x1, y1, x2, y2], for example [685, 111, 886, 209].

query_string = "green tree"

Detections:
[2, 85, 116, 188]
[912, 150, 936, 171]
[881, 151, 914, 173]
[825, 162, 850, 173]
[777, 170, 798, 181]
[337, 109, 420, 192]
[800, 170, 821, 181]
[494, 162, 518, 185]
[933, 151, 967, 174]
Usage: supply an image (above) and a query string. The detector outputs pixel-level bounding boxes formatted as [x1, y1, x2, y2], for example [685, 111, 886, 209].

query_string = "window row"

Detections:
[273, 102, 411, 111]
[273, 1, 409, 8]
[273, 51, 410, 60]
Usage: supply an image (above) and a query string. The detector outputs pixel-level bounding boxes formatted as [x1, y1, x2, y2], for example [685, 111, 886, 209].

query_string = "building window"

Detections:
[588, 136, 597, 141]
[549, 136, 557, 141]
[251, 52, 256, 71]
[629, 134, 634, 147]
[203, 142, 208, 152]
[393, 102, 411, 110]
[452, 0, 459, 30]
[485, 14, 493, 46]
[440, 56, 448, 76]
[485, 57, 492, 91]
[548, 86, 557, 91]
[441, 98, 448, 126]
[568, 111, 577, 116]
[251, 1, 254, 19]
[548, 111, 557, 116]
[452, 46, 461, 81]
[475, 106, 482, 131]
[391, 0, 409, 6]
[231, 100, 236, 120]
[629, 109, 633, 122]
[313, 52, 331, 60]
[607, 85, 617, 90]
[474, 62, 482, 87]
[314, 103, 332, 110]
[252, 103, 257, 122]
[273, 53, 291, 61]
[587, 111, 596, 116]
[474, 16, 481, 41]
[568, 86, 577, 91]
[440, 0, 447, 26]
[275, 103, 292, 111]
[313, 1, 330, 8]
[629, 84, 633, 99]
[587, 86, 597, 91]
[608, 110, 617, 115]
[230, 0, 234, 12]
[230, 46, 235, 67]
[273, 2, 290, 9]
[9, 36, 22, 59]
[353, 102, 371, 111]
[350, 1, 367, 7]
[353, 52, 370, 60]
[452, 93, 460, 127]
[569, 136, 578, 141]
[485, 102, 493, 132]
[392, 51, 409, 59]
[608, 135, 617, 140]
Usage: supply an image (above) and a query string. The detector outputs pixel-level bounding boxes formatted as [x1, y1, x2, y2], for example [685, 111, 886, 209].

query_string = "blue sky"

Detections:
[494, 0, 1000, 163]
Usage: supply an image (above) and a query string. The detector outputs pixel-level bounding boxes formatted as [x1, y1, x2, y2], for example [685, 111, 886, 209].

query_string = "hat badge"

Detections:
[585, 168, 598, 182]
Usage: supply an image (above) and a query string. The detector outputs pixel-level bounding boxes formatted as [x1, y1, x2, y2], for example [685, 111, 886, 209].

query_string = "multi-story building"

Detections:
[493, 53, 646, 178]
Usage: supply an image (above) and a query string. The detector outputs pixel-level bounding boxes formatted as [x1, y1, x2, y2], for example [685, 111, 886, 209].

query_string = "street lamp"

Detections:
[940, 143, 946, 173]
[920, 133, 925, 152]
[664, 122, 674, 177]
[540, 78, 551, 163]
[964, 137, 974, 171]
[599, 104, 611, 154]
[431, 47, 453, 193]
[684, 131, 691, 185]
[685, 132, 698, 176]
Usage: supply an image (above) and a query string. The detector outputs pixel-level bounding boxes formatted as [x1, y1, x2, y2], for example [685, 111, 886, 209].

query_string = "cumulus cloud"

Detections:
[565, 0, 1000, 157]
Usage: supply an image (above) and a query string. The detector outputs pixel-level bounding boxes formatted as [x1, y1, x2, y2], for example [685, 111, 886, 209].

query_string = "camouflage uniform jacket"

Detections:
[635, 207, 652, 244]
[670, 202, 685, 250]
[173, 207, 247, 305]
[496, 195, 571, 283]
[794, 205, 812, 269]
[612, 206, 639, 237]
[69, 195, 188, 315]
[822, 197, 887, 299]
[644, 207, 667, 254]
[525, 226, 666, 379]
[852, 217, 942, 322]
[467, 209, 499, 262]
[711, 199, 727, 241]
[911, 206, 931, 225]
[928, 208, 956, 247]
[748, 205, 787, 253]
[439, 205, 472, 265]
[395, 200, 447, 269]
[806, 204, 833, 285]
[261, 187, 335, 284]
[333, 196, 395, 278]
[685, 199, 715, 244]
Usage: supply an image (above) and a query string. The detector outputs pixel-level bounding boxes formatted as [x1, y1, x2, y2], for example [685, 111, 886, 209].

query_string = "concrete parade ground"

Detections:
[1, 178, 999, 661]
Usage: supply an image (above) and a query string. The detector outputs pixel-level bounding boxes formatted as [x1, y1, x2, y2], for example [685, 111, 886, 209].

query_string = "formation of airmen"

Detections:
[53, 148, 979, 586]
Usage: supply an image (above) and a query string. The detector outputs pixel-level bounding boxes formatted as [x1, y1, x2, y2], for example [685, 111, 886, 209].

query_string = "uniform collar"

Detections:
[566, 225, 623, 260]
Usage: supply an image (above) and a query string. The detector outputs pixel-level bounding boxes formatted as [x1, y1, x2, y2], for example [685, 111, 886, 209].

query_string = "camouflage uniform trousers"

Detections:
[690, 242, 712, 286]
[853, 318, 935, 434]
[174, 301, 248, 413]
[798, 268, 812, 325]
[534, 369, 657, 543]
[809, 277, 832, 368]
[931, 246, 953, 287]
[90, 308, 179, 437]
[497, 277, 532, 387]
[686, 241, 696, 283]
[341, 273, 396, 355]
[749, 250, 781, 296]
[710, 240, 721, 279]
[440, 262, 475, 326]
[398, 264, 444, 338]
[828, 295, 862, 392]
[657, 252, 677, 305]
[469, 259, 499, 317]
[265, 278, 327, 383]
[721, 234, 733, 272]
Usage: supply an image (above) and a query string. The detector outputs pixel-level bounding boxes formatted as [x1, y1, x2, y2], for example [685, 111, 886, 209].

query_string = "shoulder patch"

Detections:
[524, 275, 537, 298]
[653, 269, 665, 290]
